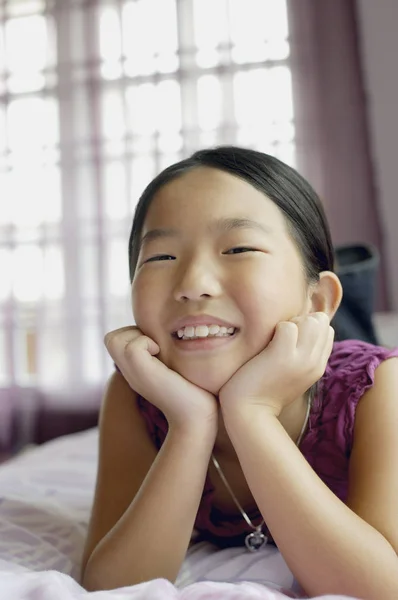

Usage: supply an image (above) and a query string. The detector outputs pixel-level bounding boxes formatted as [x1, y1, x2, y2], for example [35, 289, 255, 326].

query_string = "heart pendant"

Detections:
[245, 530, 268, 552]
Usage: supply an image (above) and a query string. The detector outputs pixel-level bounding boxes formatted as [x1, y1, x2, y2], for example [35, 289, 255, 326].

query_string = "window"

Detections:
[0, 0, 294, 391]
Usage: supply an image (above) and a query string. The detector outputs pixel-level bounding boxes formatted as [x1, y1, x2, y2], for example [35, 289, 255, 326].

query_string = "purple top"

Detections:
[135, 340, 398, 546]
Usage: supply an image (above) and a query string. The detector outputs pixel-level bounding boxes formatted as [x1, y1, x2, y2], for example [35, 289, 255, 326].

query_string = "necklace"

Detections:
[211, 396, 311, 553]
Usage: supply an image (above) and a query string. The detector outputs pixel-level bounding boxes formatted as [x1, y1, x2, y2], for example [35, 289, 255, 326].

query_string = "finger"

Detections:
[296, 312, 330, 350]
[271, 320, 299, 354]
[320, 325, 335, 365]
[310, 311, 330, 324]
[105, 328, 160, 358]
[104, 326, 140, 347]
[127, 334, 160, 357]
[289, 315, 301, 324]
[311, 313, 333, 352]
[309, 325, 334, 381]
[289, 312, 327, 326]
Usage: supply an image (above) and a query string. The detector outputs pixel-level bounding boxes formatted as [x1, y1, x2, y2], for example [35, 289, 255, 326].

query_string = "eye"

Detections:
[224, 247, 257, 255]
[145, 254, 175, 263]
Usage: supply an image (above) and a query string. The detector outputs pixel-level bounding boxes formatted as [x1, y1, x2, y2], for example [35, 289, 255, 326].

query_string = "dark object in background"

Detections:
[34, 407, 99, 445]
[332, 244, 380, 345]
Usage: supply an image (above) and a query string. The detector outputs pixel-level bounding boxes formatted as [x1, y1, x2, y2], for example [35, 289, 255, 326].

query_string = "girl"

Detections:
[81, 147, 398, 599]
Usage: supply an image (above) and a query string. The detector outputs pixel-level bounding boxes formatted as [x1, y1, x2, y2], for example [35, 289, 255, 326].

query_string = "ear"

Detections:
[308, 271, 343, 320]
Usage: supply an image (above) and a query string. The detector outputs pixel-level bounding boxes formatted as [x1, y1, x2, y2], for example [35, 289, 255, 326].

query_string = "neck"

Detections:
[214, 393, 309, 457]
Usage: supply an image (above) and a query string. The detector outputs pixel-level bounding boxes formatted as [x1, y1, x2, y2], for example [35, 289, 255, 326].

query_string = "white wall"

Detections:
[356, 0, 398, 310]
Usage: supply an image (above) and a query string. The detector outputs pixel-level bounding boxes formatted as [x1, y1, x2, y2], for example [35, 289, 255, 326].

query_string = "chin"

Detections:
[172, 362, 235, 395]
[187, 375, 223, 395]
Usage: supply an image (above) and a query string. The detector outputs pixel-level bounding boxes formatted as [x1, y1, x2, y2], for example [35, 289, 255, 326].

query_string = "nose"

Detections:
[173, 253, 222, 302]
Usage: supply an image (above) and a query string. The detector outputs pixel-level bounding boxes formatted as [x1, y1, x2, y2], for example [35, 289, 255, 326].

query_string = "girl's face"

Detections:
[132, 167, 312, 394]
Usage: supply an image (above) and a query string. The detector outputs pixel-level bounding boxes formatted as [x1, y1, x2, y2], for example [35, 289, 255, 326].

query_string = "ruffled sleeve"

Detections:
[300, 340, 398, 502]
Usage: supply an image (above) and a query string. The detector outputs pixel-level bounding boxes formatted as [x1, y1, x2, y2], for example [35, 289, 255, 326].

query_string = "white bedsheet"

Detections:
[0, 428, 360, 599]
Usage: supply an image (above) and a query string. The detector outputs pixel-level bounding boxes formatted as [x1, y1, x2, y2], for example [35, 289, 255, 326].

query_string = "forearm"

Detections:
[83, 425, 215, 590]
[223, 406, 398, 600]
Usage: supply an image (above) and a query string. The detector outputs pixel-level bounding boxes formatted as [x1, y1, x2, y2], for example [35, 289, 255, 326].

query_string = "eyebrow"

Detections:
[212, 217, 273, 236]
[139, 227, 178, 248]
[139, 217, 273, 248]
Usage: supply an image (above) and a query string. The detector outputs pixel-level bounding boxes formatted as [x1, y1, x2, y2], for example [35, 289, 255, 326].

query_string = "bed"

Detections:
[0, 427, 363, 599]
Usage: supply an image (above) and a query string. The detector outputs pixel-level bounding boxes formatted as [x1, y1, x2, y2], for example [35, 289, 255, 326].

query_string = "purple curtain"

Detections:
[287, 0, 388, 309]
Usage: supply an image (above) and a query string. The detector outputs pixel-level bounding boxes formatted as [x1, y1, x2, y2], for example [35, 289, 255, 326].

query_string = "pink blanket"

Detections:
[0, 429, 361, 599]
[0, 571, 358, 599]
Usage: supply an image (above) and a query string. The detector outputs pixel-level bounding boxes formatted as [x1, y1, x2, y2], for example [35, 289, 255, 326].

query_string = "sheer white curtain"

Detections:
[0, 0, 296, 448]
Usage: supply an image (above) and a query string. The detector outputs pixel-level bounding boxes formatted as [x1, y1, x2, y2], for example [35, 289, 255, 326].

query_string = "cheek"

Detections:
[131, 275, 173, 354]
[131, 276, 157, 333]
[238, 267, 307, 339]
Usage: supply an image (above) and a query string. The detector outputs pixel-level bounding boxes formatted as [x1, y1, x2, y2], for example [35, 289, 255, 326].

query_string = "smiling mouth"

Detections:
[172, 325, 238, 341]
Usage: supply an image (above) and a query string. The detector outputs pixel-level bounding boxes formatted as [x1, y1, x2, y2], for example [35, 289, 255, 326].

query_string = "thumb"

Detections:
[137, 335, 160, 357]
[267, 320, 298, 354]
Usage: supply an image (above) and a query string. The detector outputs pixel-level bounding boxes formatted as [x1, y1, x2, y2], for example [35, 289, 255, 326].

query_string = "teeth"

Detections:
[195, 325, 209, 338]
[176, 324, 236, 339]
[209, 325, 220, 335]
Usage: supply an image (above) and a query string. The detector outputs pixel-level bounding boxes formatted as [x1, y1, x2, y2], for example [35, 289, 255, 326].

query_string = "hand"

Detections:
[104, 326, 218, 432]
[219, 312, 334, 417]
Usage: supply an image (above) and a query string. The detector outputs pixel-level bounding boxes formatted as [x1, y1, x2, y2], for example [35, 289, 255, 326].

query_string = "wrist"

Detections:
[168, 416, 218, 444]
[221, 401, 281, 434]
[221, 403, 281, 442]
[221, 398, 281, 421]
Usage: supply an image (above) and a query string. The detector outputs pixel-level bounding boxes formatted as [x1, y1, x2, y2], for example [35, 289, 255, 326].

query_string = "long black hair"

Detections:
[128, 146, 335, 282]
